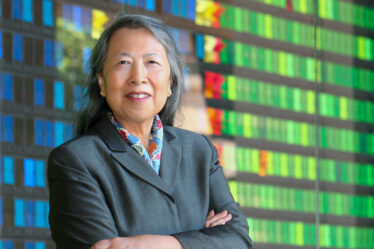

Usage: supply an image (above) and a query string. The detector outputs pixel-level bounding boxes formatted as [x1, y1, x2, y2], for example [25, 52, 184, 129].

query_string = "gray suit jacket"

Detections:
[48, 115, 252, 249]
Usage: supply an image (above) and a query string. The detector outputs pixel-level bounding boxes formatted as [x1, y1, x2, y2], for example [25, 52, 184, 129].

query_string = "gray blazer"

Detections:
[48, 115, 252, 249]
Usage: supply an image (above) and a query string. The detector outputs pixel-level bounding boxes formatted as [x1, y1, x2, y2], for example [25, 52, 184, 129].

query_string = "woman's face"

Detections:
[98, 27, 171, 126]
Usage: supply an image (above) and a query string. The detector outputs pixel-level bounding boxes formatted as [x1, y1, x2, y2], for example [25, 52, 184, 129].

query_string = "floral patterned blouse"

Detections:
[107, 112, 163, 174]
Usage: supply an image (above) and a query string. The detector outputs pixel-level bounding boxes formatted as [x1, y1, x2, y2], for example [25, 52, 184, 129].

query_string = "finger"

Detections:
[210, 213, 232, 227]
[207, 210, 215, 219]
[205, 211, 231, 227]
[205, 210, 216, 227]
[91, 239, 112, 249]
[206, 210, 228, 224]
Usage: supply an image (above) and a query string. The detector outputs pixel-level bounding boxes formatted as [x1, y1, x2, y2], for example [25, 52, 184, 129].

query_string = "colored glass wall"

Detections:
[1, 0, 374, 248]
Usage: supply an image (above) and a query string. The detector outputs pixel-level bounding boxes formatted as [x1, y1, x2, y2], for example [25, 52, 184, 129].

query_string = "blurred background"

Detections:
[1, 0, 374, 248]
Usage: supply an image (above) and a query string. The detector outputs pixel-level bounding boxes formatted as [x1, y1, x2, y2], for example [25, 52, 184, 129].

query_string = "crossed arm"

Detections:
[91, 210, 233, 249]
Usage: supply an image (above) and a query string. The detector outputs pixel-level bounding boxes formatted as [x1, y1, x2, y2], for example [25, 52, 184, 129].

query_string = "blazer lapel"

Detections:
[159, 127, 181, 193]
[92, 115, 176, 199]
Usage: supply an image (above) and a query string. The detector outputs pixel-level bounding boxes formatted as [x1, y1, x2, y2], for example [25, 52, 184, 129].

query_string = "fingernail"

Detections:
[95, 240, 111, 249]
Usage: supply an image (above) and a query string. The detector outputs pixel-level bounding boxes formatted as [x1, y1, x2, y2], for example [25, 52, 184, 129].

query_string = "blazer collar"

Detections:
[92, 115, 181, 199]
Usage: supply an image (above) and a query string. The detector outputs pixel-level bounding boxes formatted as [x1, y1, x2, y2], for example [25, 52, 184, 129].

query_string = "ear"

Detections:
[169, 76, 174, 87]
[97, 74, 105, 97]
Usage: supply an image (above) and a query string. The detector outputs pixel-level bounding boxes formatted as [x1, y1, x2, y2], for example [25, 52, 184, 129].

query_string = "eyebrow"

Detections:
[115, 52, 161, 58]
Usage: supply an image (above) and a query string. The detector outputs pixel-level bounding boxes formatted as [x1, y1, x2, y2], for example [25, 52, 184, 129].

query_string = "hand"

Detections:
[91, 235, 183, 249]
[91, 237, 139, 249]
[205, 210, 232, 228]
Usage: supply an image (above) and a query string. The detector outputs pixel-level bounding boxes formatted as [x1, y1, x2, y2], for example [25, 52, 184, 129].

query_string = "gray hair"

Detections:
[75, 14, 185, 135]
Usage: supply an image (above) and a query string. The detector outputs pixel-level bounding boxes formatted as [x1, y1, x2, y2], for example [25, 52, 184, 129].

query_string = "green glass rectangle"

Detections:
[227, 6, 235, 29]
[279, 85, 287, 109]
[219, 3, 228, 28]
[368, 165, 374, 186]
[236, 147, 244, 172]
[236, 112, 244, 136]
[234, 43, 243, 67]
[250, 12, 257, 35]
[257, 12, 264, 37]
[243, 44, 250, 67]
[273, 153, 280, 176]
[234, 7, 243, 32]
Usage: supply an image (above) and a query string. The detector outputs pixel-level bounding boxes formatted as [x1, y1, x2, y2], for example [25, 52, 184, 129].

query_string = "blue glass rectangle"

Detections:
[82, 7, 91, 33]
[0, 156, 3, 182]
[187, 0, 195, 20]
[45, 121, 54, 147]
[15, 199, 25, 227]
[44, 40, 54, 67]
[180, 0, 187, 18]
[34, 79, 44, 106]
[24, 159, 35, 187]
[25, 242, 34, 249]
[54, 122, 64, 146]
[83, 47, 91, 73]
[163, 0, 171, 14]
[22, 0, 33, 22]
[62, 3, 72, 22]
[13, 33, 23, 62]
[35, 201, 44, 228]
[4, 241, 14, 249]
[65, 123, 73, 141]
[3, 115, 14, 143]
[3, 157, 14, 184]
[0, 115, 2, 142]
[34, 120, 44, 146]
[12, 0, 22, 19]
[138, 0, 145, 8]
[3, 74, 14, 101]
[73, 5, 82, 31]
[171, 0, 178, 16]
[0, 31, 3, 58]
[129, 0, 136, 6]
[55, 42, 63, 69]
[180, 30, 190, 54]
[42, 0, 53, 26]
[145, 0, 155, 11]
[45, 202, 49, 228]
[26, 200, 35, 227]
[195, 33, 204, 59]
[35, 160, 45, 187]
[74, 85, 82, 111]
[35, 243, 45, 249]
[54, 81, 64, 109]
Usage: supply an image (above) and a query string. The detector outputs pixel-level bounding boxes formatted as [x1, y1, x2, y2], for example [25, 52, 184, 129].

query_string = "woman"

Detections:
[48, 14, 252, 249]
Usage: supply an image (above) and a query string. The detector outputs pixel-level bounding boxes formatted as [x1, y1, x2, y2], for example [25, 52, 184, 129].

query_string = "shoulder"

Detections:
[48, 131, 106, 167]
[164, 126, 215, 153]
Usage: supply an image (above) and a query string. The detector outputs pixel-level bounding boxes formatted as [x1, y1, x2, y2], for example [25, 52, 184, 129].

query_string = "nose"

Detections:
[129, 62, 147, 85]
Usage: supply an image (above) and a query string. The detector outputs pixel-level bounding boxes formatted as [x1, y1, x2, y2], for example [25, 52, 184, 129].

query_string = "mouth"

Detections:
[126, 92, 151, 102]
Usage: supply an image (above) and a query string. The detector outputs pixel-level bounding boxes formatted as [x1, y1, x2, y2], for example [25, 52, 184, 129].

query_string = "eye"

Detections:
[119, 60, 130, 65]
[148, 60, 159, 65]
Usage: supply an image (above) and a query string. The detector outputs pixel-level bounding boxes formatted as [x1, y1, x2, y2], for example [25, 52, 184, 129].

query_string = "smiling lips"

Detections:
[126, 92, 151, 102]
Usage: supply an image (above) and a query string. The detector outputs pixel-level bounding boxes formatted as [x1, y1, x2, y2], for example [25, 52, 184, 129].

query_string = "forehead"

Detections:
[107, 27, 167, 55]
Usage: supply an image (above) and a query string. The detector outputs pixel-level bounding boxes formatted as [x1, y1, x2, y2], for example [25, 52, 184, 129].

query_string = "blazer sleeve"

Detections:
[172, 136, 253, 249]
[48, 146, 118, 249]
